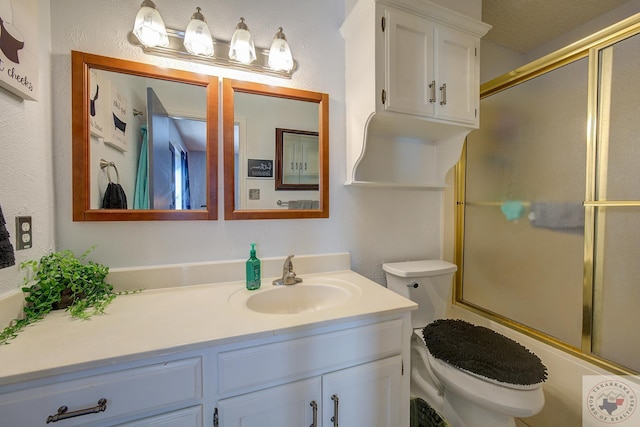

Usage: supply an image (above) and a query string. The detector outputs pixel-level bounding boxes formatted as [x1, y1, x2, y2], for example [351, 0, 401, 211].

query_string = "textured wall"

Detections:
[48, 0, 446, 286]
[0, 0, 54, 295]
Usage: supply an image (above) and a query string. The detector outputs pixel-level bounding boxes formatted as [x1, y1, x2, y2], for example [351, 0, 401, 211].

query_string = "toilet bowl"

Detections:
[383, 260, 546, 427]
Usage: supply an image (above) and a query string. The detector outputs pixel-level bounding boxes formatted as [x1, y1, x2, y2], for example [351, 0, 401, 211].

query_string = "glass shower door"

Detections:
[591, 32, 640, 371]
[463, 57, 589, 348]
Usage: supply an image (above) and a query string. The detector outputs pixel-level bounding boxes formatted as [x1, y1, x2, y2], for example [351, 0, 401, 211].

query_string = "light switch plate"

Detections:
[15, 216, 32, 250]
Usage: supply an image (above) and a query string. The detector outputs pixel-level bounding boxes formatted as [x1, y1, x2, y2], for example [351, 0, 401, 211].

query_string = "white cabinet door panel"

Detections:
[322, 355, 402, 427]
[218, 377, 321, 427]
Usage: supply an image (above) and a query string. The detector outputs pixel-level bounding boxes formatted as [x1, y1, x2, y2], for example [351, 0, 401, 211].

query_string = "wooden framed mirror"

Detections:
[223, 78, 329, 220]
[71, 50, 218, 221]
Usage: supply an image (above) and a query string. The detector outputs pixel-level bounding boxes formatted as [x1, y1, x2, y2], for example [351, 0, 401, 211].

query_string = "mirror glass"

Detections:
[223, 79, 329, 220]
[72, 51, 218, 221]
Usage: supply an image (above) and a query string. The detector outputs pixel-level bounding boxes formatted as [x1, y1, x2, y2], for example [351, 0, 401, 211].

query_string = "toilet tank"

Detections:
[383, 260, 458, 328]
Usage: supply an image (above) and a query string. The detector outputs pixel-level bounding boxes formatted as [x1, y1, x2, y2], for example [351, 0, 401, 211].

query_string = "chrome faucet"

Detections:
[273, 255, 303, 286]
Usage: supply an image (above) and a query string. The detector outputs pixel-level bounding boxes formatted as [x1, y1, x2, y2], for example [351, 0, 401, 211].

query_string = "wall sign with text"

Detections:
[248, 159, 273, 178]
[0, 0, 38, 100]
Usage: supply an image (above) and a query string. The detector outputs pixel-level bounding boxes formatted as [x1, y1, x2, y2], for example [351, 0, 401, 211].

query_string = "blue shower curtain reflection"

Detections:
[134, 124, 150, 209]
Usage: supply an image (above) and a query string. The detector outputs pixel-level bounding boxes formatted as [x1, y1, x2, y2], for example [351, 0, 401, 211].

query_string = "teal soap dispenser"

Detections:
[246, 243, 261, 290]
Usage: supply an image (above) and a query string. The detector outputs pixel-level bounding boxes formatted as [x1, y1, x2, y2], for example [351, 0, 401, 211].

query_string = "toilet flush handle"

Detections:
[407, 282, 419, 288]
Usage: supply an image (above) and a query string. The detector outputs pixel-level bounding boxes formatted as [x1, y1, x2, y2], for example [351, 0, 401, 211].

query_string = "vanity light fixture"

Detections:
[132, 0, 169, 48]
[183, 7, 214, 57]
[129, 8, 297, 78]
[229, 17, 256, 65]
[268, 27, 294, 72]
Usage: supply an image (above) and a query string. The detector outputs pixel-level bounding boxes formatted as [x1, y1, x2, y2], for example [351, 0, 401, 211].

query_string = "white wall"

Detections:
[0, 0, 54, 296]
[42, 0, 444, 290]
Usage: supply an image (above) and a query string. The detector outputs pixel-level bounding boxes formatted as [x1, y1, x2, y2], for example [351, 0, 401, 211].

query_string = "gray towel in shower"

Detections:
[530, 201, 584, 234]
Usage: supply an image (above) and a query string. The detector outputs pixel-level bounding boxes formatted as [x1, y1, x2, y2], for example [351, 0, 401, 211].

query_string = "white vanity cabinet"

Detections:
[215, 319, 407, 427]
[384, 6, 480, 125]
[0, 353, 205, 426]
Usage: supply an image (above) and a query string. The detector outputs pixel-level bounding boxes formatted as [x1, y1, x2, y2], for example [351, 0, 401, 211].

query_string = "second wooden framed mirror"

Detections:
[223, 78, 329, 220]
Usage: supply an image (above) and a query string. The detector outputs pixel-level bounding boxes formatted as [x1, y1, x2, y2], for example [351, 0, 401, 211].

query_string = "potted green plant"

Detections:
[0, 247, 133, 345]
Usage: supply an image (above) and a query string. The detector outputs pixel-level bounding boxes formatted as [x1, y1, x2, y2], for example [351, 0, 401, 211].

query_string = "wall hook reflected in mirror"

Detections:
[99, 159, 120, 184]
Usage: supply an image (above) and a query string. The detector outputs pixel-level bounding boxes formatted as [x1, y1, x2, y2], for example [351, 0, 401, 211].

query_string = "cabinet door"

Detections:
[384, 7, 435, 117]
[300, 135, 319, 178]
[322, 355, 402, 427]
[282, 135, 299, 184]
[434, 25, 478, 124]
[218, 377, 321, 427]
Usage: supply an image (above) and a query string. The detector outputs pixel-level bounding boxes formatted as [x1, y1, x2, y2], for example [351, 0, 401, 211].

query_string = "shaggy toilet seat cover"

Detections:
[422, 319, 548, 386]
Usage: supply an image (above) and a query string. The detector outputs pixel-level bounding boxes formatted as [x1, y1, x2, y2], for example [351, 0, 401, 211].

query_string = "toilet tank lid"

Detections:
[383, 260, 457, 277]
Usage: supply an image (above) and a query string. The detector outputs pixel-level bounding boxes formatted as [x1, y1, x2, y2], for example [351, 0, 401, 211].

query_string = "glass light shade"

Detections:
[132, 0, 169, 48]
[229, 18, 256, 64]
[183, 7, 214, 57]
[268, 28, 293, 72]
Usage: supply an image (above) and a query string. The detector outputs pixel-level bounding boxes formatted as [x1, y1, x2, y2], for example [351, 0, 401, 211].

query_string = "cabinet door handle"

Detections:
[46, 398, 107, 423]
[440, 83, 447, 106]
[310, 400, 318, 427]
[428, 80, 436, 103]
[331, 394, 339, 427]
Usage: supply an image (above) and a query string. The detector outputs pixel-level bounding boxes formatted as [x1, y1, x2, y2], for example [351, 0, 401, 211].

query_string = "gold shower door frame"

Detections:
[454, 15, 640, 374]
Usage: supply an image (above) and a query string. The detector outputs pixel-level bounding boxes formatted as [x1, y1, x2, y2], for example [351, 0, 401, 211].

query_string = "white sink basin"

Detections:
[229, 278, 360, 315]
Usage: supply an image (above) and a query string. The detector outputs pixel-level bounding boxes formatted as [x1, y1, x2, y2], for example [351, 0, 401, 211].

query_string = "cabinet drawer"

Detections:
[0, 357, 202, 426]
[218, 319, 402, 395]
[119, 405, 203, 427]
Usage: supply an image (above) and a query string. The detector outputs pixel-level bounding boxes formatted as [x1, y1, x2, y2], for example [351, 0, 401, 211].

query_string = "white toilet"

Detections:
[383, 260, 545, 427]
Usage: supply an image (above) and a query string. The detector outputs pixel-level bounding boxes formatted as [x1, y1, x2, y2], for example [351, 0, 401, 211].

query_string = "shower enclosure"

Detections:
[457, 17, 640, 373]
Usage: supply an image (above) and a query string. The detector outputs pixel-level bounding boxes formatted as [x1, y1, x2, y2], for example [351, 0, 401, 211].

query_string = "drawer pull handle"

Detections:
[310, 400, 318, 427]
[331, 394, 339, 427]
[46, 398, 107, 423]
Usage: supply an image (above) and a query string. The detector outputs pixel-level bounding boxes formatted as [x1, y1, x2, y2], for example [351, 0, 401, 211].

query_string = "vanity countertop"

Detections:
[0, 263, 416, 388]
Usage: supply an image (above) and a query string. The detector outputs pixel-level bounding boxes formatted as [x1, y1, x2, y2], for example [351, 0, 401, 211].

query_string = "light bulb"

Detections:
[132, 0, 169, 48]
[184, 7, 214, 57]
[268, 27, 293, 72]
[229, 17, 256, 64]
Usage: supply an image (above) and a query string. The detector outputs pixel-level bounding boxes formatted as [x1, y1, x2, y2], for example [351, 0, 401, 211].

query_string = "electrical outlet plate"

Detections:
[15, 216, 32, 250]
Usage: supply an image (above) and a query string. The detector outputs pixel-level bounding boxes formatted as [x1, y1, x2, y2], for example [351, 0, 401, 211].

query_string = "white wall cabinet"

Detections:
[384, 7, 479, 125]
[282, 134, 319, 183]
[341, 0, 490, 188]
